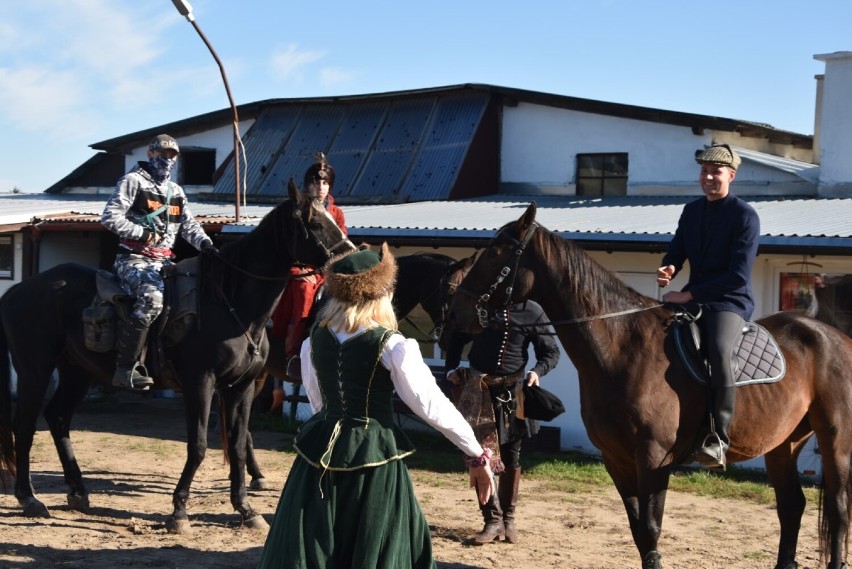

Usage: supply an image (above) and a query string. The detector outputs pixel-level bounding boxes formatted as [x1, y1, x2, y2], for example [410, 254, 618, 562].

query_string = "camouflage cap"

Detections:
[149, 134, 180, 155]
[695, 144, 740, 170]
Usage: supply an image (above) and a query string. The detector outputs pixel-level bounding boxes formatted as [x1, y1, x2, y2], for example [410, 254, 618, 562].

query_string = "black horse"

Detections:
[0, 182, 355, 533]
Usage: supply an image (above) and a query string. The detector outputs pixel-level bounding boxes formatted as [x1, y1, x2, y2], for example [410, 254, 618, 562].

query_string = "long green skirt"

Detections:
[257, 456, 436, 569]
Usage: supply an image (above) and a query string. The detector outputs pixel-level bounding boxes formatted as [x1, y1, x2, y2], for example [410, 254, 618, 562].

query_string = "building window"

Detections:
[179, 149, 216, 185]
[576, 153, 628, 196]
[0, 236, 13, 279]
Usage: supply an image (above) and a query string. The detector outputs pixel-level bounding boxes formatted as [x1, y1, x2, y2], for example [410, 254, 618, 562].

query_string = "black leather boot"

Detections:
[112, 318, 154, 390]
[695, 385, 735, 471]
[472, 495, 504, 545]
[498, 467, 521, 543]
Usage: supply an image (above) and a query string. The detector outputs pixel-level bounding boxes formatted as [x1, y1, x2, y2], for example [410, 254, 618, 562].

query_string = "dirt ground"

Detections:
[0, 391, 827, 569]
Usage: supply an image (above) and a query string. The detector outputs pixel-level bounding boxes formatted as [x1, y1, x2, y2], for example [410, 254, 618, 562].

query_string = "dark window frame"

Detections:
[576, 152, 628, 197]
[178, 148, 216, 186]
[0, 235, 13, 280]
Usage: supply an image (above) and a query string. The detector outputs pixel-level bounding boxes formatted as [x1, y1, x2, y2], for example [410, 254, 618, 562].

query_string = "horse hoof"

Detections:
[249, 478, 270, 491]
[67, 493, 90, 512]
[243, 514, 269, 530]
[642, 550, 662, 569]
[21, 497, 50, 518]
[166, 516, 192, 534]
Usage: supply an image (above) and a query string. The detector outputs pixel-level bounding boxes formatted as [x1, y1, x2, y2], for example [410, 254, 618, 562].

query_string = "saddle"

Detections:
[670, 303, 786, 386]
[82, 256, 202, 386]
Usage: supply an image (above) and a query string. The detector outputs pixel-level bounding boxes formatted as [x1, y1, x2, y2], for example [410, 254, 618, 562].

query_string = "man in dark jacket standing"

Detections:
[657, 144, 760, 471]
[444, 299, 560, 545]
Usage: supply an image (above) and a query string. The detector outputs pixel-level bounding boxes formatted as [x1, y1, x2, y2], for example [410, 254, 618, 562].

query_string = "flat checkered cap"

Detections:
[695, 144, 740, 170]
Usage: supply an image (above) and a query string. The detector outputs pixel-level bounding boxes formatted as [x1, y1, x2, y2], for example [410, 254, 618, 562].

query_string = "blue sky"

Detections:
[1, 0, 850, 193]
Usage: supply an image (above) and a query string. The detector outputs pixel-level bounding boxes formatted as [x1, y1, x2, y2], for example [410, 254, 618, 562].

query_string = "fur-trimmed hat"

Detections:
[324, 243, 397, 304]
[304, 152, 335, 190]
[695, 144, 741, 170]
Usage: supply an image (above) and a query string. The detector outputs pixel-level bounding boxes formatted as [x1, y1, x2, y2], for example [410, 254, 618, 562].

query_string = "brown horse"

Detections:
[446, 202, 852, 569]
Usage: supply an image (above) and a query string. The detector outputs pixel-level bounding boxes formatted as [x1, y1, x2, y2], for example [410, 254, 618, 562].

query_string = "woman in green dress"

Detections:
[258, 243, 496, 569]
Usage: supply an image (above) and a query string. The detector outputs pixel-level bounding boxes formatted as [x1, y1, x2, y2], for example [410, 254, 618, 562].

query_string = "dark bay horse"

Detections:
[446, 202, 852, 569]
[262, 251, 476, 382]
[0, 181, 355, 533]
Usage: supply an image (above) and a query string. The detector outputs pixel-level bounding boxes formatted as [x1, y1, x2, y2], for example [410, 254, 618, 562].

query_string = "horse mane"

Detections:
[202, 198, 292, 296]
[531, 225, 659, 336]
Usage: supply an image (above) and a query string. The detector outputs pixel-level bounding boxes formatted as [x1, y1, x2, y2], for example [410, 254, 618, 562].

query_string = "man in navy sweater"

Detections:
[657, 144, 760, 471]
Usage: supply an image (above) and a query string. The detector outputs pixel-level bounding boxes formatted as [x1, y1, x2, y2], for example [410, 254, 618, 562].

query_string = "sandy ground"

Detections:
[0, 391, 827, 569]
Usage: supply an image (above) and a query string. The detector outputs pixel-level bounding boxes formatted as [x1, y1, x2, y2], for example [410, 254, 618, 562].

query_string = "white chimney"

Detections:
[814, 51, 852, 196]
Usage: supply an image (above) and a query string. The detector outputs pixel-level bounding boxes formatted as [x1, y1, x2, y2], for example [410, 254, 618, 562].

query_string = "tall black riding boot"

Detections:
[112, 318, 154, 391]
[498, 467, 521, 544]
[695, 385, 735, 471]
[472, 495, 504, 545]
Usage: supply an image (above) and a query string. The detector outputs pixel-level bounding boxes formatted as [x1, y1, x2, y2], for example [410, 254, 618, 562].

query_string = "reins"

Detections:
[505, 304, 663, 334]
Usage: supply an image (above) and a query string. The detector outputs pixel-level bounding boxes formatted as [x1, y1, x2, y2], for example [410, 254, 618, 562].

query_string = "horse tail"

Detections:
[817, 464, 852, 563]
[218, 395, 230, 467]
[0, 304, 18, 485]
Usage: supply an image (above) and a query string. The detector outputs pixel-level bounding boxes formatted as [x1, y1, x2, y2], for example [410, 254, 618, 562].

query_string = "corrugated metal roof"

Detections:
[3, 193, 851, 250]
[206, 91, 491, 202]
[734, 146, 819, 183]
[337, 195, 852, 249]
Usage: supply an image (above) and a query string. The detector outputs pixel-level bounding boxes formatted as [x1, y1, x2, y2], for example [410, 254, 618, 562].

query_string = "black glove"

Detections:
[201, 241, 219, 255]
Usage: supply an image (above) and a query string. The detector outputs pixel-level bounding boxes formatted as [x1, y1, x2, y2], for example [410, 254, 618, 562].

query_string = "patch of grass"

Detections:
[251, 417, 822, 507]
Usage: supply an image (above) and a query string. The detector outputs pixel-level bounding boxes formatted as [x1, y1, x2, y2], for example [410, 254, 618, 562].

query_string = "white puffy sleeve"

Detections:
[381, 333, 483, 458]
[300, 338, 323, 415]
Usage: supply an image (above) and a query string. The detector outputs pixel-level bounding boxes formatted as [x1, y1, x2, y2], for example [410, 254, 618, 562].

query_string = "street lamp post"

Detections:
[171, 0, 242, 222]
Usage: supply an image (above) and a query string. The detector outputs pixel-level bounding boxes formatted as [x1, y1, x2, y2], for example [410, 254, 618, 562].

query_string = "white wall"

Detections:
[38, 233, 101, 272]
[499, 102, 807, 195]
[125, 120, 256, 187]
[815, 51, 852, 193]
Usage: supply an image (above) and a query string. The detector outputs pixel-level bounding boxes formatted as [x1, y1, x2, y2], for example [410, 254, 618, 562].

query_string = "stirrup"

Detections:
[286, 355, 302, 382]
[694, 432, 728, 471]
[112, 364, 154, 391]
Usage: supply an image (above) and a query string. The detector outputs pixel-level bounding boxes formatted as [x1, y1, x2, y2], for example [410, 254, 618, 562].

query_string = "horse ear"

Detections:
[287, 178, 300, 202]
[517, 202, 537, 235]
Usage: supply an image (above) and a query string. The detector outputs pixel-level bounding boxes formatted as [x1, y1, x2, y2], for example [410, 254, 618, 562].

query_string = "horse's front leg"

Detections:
[44, 367, 92, 513]
[225, 385, 268, 530]
[166, 380, 213, 534]
[603, 453, 670, 569]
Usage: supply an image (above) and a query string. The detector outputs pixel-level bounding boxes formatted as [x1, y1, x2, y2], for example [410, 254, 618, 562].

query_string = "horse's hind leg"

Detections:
[245, 431, 269, 490]
[9, 358, 56, 517]
[764, 440, 809, 569]
[44, 363, 94, 512]
[812, 432, 852, 569]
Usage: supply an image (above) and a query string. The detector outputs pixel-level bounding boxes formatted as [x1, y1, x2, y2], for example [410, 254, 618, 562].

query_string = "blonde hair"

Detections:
[316, 294, 398, 334]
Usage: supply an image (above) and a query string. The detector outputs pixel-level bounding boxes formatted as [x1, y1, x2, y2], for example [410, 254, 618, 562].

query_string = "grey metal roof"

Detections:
[337, 195, 852, 250]
[3, 193, 850, 251]
[210, 91, 490, 202]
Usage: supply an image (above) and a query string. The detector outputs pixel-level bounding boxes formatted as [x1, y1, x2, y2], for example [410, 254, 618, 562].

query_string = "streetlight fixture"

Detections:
[171, 0, 242, 222]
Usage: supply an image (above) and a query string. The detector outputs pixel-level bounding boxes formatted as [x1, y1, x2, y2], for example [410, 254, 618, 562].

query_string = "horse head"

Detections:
[446, 202, 539, 335]
[285, 178, 356, 266]
[435, 252, 477, 349]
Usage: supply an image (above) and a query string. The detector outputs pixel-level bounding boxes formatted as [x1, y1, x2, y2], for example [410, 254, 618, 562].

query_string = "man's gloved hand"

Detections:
[201, 241, 219, 255]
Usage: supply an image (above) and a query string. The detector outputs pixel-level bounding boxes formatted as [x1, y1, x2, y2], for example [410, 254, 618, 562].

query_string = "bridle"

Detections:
[456, 222, 661, 332]
[212, 198, 354, 282]
[455, 222, 539, 329]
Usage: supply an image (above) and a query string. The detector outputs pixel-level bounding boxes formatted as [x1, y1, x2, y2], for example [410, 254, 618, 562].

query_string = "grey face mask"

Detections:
[148, 156, 176, 183]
